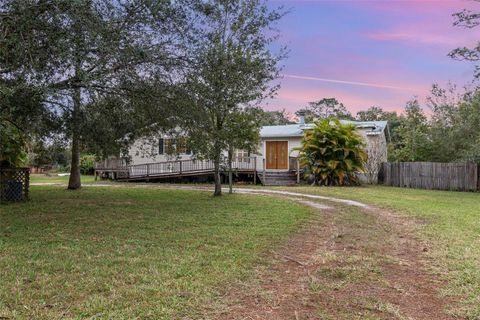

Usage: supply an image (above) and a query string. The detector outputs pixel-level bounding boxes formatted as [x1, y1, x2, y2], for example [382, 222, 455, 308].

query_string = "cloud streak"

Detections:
[282, 74, 428, 93]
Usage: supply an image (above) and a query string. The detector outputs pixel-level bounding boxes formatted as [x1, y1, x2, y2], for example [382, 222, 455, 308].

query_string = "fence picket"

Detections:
[381, 162, 478, 191]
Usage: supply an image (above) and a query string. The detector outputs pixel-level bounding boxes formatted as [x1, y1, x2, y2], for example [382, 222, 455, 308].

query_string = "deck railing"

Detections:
[94, 158, 128, 170]
[127, 157, 256, 179]
[229, 156, 256, 171]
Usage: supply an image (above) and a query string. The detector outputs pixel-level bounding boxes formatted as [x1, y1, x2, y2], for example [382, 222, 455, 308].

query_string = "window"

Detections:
[164, 138, 176, 154]
[235, 149, 250, 160]
[160, 137, 191, 155]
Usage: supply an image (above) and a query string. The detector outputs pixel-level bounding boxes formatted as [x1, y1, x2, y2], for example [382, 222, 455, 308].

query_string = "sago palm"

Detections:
[296, 118, 367, 186]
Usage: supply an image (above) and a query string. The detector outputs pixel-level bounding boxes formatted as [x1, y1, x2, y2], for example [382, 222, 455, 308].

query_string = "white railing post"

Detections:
[296, 158, 300, 184]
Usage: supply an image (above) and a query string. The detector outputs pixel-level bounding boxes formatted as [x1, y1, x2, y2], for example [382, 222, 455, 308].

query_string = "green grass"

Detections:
[0, 187, 312, 319]
[268, 185, 480, 318]
[30, 173, 97, 184]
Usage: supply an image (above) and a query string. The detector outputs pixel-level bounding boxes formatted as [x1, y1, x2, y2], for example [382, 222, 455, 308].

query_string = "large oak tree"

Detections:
[0, 0, 188, 189]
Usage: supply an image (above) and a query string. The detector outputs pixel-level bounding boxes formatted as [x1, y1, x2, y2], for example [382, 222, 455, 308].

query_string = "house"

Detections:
[258, 117, 388, 169]
[96, 117, 388, 185]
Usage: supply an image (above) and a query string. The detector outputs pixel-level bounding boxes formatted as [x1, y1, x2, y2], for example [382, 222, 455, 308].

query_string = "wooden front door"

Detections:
[265, 141, 288, 170]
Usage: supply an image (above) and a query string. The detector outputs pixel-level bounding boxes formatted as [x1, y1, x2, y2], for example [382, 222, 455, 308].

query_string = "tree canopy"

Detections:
[0, 0, 189, 188]
[449, 3, 480, 79]
[296, 98, 353, 122]
[179, 0, 285, 196]
[258, 109, 293, 126]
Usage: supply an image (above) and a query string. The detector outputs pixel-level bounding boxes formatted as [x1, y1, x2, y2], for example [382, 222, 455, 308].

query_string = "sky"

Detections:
[265, 0, 480, 115]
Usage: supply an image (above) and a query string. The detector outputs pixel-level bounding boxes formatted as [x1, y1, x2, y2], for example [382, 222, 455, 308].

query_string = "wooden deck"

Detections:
[94, 157, 258, 181]
[95, 156, 302, 185]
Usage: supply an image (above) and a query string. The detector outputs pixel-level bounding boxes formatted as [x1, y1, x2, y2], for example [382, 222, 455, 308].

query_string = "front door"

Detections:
[265, 141, 288, 170]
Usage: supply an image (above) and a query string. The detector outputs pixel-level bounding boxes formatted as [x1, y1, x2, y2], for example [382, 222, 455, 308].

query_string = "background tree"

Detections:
[355, 106, 404, 161]
[296, 98, 353, 121]
[449, 3, 480, 79]
[0, 0, 187, 189]
[390, 100, 431, 162]
[427, 86, 480, 162]
[294, 108, 316, 123]
[296, 118, 367, 186]
[28, 138, 70, 169]
[258, 109, 293, 126]
[356, 106, 389, 121]
[181, 0, 285, 196]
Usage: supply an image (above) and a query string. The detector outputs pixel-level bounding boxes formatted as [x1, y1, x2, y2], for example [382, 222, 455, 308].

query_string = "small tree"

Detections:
[181, 0, 285, 196]
[390, 100, 431, 162]
[296, 118, 367, 186]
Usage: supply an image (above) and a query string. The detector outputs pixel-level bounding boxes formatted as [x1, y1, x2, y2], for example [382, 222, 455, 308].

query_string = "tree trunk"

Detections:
[213, 158, 222, 196]
[228, 148, 233, 194]
[68, 87, 82, 190]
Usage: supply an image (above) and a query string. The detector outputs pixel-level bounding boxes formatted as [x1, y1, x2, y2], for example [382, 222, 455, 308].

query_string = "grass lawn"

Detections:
[0, 187, 312, 319]
[268, 185, 480, 318]
[30, 173, 97, 184]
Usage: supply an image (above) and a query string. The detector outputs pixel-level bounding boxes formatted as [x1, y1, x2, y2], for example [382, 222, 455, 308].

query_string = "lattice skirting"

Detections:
[0, 167, 30, 203]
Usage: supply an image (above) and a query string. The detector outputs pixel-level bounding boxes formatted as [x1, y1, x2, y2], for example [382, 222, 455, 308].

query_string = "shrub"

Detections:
[297, 118, 367, 186]
[80, 154, 96, 175]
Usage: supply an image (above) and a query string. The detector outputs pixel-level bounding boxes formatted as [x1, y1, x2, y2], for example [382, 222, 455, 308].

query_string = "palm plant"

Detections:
[296, 118, 367, 186]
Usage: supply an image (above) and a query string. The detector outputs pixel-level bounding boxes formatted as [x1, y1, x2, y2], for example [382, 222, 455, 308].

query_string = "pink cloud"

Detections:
[365, 31, 460, 46]
[360, 1, 479, 48]
[352, 0, 476, 15]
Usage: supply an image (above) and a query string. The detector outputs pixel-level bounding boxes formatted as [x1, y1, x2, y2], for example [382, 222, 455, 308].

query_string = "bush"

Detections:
[80, 154, 96, 175]
[296, 118, 367, 186]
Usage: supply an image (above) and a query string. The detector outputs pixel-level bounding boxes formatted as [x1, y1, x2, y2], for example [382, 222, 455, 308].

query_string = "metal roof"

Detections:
[260, 120, 388, 138]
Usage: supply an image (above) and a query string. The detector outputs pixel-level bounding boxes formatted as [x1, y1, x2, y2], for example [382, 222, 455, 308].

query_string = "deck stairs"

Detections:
[258, 171, 297, 186]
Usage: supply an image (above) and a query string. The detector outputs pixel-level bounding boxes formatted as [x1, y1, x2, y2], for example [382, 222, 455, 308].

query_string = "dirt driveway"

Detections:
[205, 188, 457, 320]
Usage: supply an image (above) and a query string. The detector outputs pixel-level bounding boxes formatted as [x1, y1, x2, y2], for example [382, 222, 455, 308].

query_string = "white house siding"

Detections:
[356, 129, 388, 163]
[128, 136, 196, 165]
[126, 122, 388, 176]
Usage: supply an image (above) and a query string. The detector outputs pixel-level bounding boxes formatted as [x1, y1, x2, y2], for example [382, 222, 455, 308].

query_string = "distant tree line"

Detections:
[285, 83, 479, 164]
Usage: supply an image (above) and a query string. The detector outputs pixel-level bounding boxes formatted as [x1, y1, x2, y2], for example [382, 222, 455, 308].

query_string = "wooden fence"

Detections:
[381, 162, 479, 191]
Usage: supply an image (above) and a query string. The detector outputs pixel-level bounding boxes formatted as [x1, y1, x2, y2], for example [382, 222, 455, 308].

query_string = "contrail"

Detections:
[282, 74, 426, 93]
